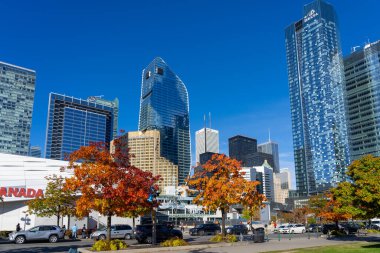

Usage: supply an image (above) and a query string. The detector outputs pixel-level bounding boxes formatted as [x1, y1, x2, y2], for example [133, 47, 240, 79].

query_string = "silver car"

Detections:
[91, 224, 133, 240]
[9, 225, 65, 244]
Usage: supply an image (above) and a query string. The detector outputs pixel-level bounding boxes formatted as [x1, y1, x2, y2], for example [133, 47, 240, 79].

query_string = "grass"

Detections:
[272, 242, 380, 253]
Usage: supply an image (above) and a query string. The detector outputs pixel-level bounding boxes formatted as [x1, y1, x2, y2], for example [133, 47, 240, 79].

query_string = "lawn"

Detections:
[275, 242, 380, 253]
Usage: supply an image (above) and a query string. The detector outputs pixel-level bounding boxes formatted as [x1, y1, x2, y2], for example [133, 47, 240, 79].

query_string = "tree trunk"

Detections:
[221, 208, 226, 236]
[57, 207, 60, 226]
[67, 215, 71, 230]
[132, 217, 135, 234]
[107, 215, 112, 243]
[152, 208, 157, 245]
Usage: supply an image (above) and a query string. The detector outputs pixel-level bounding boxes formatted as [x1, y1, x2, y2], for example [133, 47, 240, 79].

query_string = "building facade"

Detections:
[138, 57, 191, 185]
[125, 130, 179, 190]
[29, 146, 41, 158]
[258, 141, 280, 173]
[242, 161, 274, 202]
[344, 41, 380, 161]
[195, 128, 219, 163]
[45, 93, 118, 160]
[273, 169, 291, 204]
[228, 135, 257, 165]
[0, 61, 36, 156]
[285, 0, 350, 195]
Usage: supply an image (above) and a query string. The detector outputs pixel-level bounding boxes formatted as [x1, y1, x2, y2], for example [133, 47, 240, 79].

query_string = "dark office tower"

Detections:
[344, 41, 380, 160]
[228, 135, 258, 165]
[45, 93, 118, 160]
[0, 61, 36, 155]
[285, 0, 350, 195]
[138, 57, 191, 185]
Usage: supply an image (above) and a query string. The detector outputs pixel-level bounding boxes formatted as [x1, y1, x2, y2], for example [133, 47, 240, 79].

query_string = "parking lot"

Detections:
[0, 232, 323, 253]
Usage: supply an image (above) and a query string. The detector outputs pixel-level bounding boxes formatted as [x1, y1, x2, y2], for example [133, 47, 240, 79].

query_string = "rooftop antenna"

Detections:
[204, 114, 207, 153]
[268, 129, 271, 142]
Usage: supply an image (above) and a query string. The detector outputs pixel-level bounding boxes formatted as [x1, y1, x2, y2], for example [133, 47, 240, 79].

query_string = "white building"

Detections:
[0, 153, 133, 231]
[195, 128, 219, 163]
[273, 168, 291, 204]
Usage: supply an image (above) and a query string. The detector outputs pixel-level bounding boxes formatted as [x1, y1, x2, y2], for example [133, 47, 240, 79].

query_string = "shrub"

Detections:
[0, 231, 12, 238]
[367, 229, 380, 234]
[209, 234, 237, 243]
[91, 239, 128, 251]
[160, 238, 189, 247]
[329, 230, 345, 236]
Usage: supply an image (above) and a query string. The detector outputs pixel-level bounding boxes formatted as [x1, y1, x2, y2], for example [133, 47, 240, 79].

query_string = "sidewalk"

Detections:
[79, 235, 379, 253]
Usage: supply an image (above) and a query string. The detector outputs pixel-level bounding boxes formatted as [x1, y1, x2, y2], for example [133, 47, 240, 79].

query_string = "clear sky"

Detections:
[2, 0, 380, 188]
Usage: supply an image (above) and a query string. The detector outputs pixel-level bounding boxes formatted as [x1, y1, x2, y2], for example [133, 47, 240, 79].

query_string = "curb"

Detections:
[78, 242, 250, 253]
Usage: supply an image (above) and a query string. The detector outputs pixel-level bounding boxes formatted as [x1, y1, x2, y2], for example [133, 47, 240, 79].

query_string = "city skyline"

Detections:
[2, 0, 380, 188]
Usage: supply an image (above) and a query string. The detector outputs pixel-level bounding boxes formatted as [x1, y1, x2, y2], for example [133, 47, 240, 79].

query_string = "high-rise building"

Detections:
[45, 93, 118, 160]
[285, 0, 350, 195]
[344, 41, 380, 161]
[258, 141, 280, 173]
[124, 130, 178, 190]
[138, 57, 191, 185]
[0, 61, 36, 156]
[273, 169, 291, 204]
[228, 135, 257, 164]
[195, 128, 219, 163]
[242, 160, 274, 201]
[29, 145, 41, 158]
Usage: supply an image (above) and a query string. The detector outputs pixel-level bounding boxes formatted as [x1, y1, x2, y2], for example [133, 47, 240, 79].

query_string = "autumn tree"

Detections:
[27, 174, 76, 226]
[331, 155, 380, 220]
[187, 154, 265, 235]
[64, 139, 161, 242]
[240, 180, 266, 226]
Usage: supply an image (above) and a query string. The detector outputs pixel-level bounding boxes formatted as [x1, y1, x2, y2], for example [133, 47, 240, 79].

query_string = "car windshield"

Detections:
[278, 225, 285, 228]
[195, 224, 204, 228]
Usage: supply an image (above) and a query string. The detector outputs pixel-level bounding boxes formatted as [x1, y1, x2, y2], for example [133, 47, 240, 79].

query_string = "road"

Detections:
[0, 232, 323, 253]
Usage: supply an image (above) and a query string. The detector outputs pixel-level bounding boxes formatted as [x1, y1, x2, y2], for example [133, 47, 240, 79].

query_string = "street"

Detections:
[0, 232, 323, 253]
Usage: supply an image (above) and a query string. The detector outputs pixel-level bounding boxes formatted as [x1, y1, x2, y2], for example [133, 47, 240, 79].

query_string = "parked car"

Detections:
[339, 223, 360, 234]
[189, 223, 221, 236]
[307, 224, 322, 232]
[226, 224, 248, 235]
[322, 224, 340, 234]
[288, 224, 306, 234]
[277, 225, 290, 234]
[134, 224, 182, 244]
[9, 225, 65, 244]
[91, 224, 133, 240]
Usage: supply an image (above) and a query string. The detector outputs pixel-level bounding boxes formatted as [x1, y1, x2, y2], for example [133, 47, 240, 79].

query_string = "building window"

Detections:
[156, 67, 164, 75]
[145, 71, 151, 79]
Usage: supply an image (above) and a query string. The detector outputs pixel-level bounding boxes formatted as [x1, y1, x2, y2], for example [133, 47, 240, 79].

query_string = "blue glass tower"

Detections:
[285, 0, 350, 195]
[45, 93, 118, 160]
[139, 57, 191, 185]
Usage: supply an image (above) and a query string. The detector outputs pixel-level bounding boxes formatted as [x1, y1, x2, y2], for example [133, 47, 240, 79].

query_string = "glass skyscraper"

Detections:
[0, 61, 36, 156]
[258, 141, 280, 173]
[285, 0, 350, 195]
[344, 41, 380, 160]
[45, 93, 118, 160]
[138, 57, 191, 185]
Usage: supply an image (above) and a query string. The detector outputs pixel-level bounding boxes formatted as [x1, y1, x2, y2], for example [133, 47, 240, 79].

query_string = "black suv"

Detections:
[226, 224, 248, 235]
[135, 224, 182, 244]
[189, 223, 221, 236]
[322, 223, 360, 235]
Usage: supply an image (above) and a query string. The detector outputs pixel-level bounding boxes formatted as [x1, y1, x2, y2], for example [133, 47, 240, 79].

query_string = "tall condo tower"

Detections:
[285, 0, 350, 195]
[344, 41, 380, 160]
[0, 61, 36, 155]
[138, 57, 191, 185]
[45, 93, 118, 160]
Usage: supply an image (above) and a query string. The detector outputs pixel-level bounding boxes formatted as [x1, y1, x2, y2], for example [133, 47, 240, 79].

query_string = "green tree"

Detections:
[332, 155, 380, 219]
[27, 174, 76, 226]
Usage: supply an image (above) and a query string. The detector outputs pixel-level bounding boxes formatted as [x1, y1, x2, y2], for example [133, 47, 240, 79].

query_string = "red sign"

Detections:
[0, 187, 44, 198]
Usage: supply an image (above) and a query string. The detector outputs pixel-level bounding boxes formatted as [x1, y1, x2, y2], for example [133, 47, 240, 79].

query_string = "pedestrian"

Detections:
[62, 225, 66, 239]
[82, 224, 87, 239]
[180, 222, 184, 232]
[16, 223, 21, 232]
[72, 224, 77, 239]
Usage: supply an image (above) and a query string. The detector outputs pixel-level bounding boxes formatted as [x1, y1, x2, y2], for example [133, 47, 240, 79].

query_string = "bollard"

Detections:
[239, 232, 243, 242]
[289, 231, 292, 240]
[278, 232, 281, 241]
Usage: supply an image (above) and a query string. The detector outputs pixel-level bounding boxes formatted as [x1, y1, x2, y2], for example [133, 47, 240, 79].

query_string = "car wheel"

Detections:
[124, 234, 132, 240]
[145, 236, 153, 244]
[99, 234, 106, 240]
[49, 235, 58, 243]
[15, 236, 25, 244]
[199, 230, 205, 236]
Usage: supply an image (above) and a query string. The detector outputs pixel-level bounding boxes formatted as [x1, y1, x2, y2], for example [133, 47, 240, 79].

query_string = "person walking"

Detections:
[72, 224, 78, 239]
[82, 224, 87, 239]
[16, 223, 21, 232]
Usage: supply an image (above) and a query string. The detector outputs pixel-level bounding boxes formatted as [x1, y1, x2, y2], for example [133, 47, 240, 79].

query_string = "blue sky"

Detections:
[2, 0, 380, 188]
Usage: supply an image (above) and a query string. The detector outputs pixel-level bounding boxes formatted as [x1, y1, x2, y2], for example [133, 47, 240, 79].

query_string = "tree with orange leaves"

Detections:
[187, 154, 265, 235]
[64, 138, 161, 242]
[240, 180, 266, 227]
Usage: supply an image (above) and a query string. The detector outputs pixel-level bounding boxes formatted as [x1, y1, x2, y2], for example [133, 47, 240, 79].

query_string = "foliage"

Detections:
[91, 239, 128, 251]
[367, 229, 380, 234]
[64, 138, 161, 242]
[187, 154, 265, 236]
[209, 234, 237, 243]
[308, 192, 350, 223]
[27, 174, 76, 226]
[0, 231, 12, 238]
[240, 180, 266, 223]
[160, 238, 189, 247]
[331, 155, 380, 220]
[329, 230, 345, 236]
